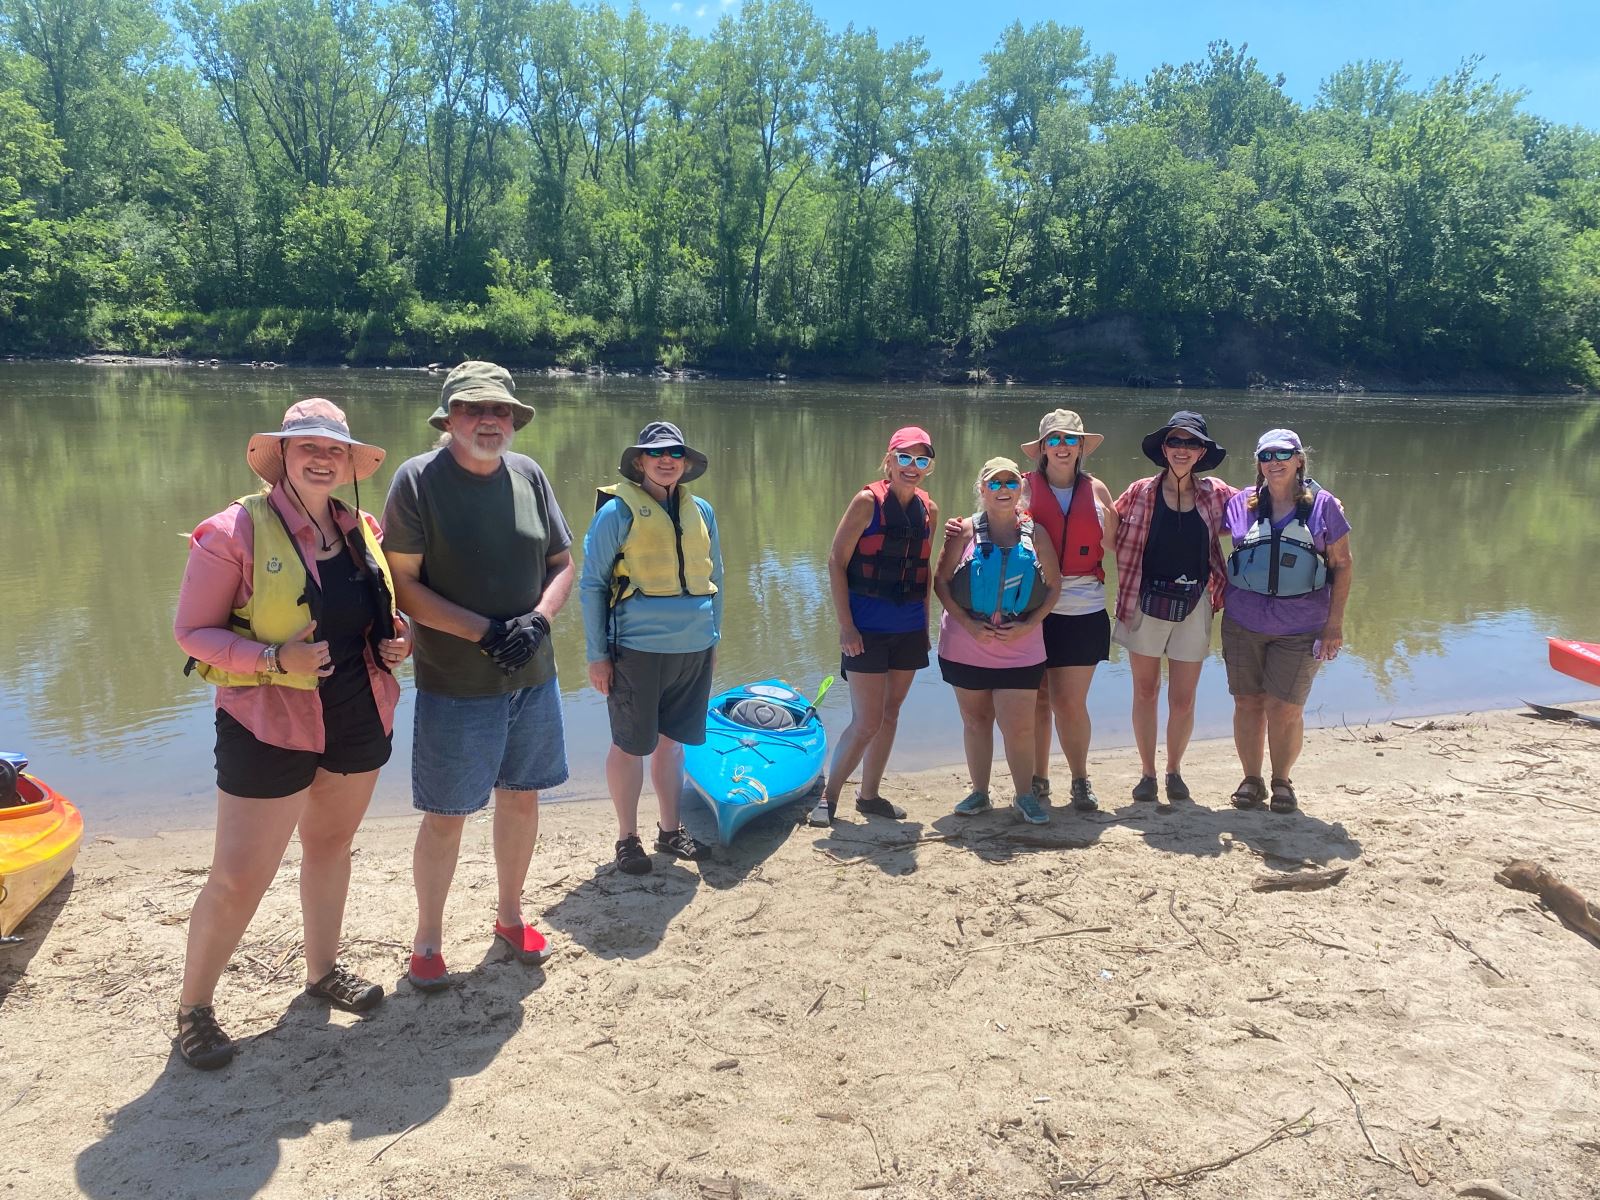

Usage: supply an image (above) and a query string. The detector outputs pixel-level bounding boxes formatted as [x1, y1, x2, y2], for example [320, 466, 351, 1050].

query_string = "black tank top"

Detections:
[316, 547, 381, 716]
[1142, 486, 1209, 583]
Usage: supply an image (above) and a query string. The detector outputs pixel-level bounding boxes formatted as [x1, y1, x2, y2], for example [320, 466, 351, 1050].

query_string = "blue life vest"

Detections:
[949, 514, 1047, 620]
[1227, 482, 1329, 598]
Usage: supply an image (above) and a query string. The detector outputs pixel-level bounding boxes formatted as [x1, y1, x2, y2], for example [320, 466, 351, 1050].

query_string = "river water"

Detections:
[3, 363, 1595, 832]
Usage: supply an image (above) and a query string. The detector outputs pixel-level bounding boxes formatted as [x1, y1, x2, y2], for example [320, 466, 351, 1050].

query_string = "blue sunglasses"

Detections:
[894, 452, 933, 470]
[1043, 433, 1081, 448]
[1256, 448, 1297, 462]
[985, 477, 1021, 491]
[644, 446, 686, 459]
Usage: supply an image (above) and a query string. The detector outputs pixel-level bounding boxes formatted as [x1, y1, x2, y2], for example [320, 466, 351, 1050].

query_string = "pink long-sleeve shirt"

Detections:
[174, 486, 401, 752]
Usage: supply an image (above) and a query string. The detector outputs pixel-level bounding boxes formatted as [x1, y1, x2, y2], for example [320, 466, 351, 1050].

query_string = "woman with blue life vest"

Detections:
[1221, 429, 1354, 813]
[1111, 411, 1236, 808]
[937, 458, 1062, 824]
[1019, 410, 1118, 813]
[811, 427, 940, 826]
[172, 399, 412, 1070]
[582, 421, 722, 873]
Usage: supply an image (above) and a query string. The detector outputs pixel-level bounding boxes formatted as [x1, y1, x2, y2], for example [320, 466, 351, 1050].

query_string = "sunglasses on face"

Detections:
[1043, 433, 1081, 448]
[894, 452, 933, 469]
[985, 477, 1021, 492]
[1257, 448, 1298, 462]
[644, 446, 686, 459]
[451, 401, 512, 420]
[1165, 437, 1205, 450]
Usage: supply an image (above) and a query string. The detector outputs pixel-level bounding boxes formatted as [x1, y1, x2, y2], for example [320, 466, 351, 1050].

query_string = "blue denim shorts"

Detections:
[411, 678, 569, 815]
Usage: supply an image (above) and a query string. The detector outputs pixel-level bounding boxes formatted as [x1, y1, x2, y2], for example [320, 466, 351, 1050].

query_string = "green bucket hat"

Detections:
[428, 360, 536, 432]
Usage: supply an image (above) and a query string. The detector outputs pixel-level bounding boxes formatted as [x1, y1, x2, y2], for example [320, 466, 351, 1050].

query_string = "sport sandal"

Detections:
[176, 1004, 236, 1070]
[655, 824, 710, 861]
[1031, 775, 1050, 800]
[305, 962, 385, 1012]
[1269, 778, 1299, 813]
[1230, 776, 1267, 810]
[1070, 777, 1099, 812]
[615, 834, 653, 875]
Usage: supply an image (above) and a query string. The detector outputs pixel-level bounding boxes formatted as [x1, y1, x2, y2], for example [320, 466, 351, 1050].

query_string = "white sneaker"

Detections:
[807, 797, 834, 826]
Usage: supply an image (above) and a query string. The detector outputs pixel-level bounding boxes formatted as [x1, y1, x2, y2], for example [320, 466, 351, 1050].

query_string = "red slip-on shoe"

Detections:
[406, 949, 450, 992]
[493, 921, 551, 964]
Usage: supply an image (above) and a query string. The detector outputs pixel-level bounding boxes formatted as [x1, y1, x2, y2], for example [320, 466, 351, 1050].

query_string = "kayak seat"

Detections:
[724, 698, 803, 730]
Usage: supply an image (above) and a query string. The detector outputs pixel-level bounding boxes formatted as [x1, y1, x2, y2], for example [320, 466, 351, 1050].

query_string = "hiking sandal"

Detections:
[1230, 776, 1267, 810]
[1269, 778, 1299, 813]
[306, 963, 385, 1013]
[176, 1004, 236, 1070]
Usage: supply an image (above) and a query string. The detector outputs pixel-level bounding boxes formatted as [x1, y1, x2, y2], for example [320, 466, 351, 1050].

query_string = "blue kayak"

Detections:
[683, 679, 827, 843]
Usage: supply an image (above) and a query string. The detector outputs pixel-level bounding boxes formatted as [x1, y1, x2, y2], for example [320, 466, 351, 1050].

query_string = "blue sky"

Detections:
[649, 0, 1599, 129]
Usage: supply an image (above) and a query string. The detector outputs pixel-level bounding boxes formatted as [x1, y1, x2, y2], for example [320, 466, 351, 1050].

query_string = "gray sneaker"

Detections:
[1012, 791, 1050, 824]
[1031, 775, 1050, 800]
[953, 790, 992, 815]
[1070, 777, 1100, 812]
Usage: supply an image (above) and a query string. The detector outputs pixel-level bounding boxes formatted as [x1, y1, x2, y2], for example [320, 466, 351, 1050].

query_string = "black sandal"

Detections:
[176, 1004, 236, 1070]
[1230, 776, 1267, 810]
[1269, 778, 1299, 813]
[306, 963, 385, 1013]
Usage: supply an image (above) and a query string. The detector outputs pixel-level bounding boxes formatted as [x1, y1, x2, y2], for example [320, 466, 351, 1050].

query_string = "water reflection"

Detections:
[2, 364, 1596, 832]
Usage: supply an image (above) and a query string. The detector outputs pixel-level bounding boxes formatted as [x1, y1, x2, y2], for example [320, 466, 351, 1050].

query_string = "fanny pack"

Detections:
[1139, 575, 1203, 623]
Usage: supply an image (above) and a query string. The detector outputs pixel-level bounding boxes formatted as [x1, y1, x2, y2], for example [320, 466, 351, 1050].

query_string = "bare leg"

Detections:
[650, 737, 686, 830]
[1032, 680, 1052, 781]
[1163, 659, 1204, 773]
[1127, 654, 1163, 777]
[182, 789, 307, 1008]
[492, 788, 540, 928]
[824, 672, 887, 803]
[952, 687, 997, 795]
[1265, 697, 1307, 780]
[412, 813, 465, 954]
[607, 742, 646, 836]
[1233, 692, 1267, 780]
[297, 768, 380, 982]
[858, 670, 914, 799]
[992, 689, 1037, 797]
[1050, 665, 1097, 778]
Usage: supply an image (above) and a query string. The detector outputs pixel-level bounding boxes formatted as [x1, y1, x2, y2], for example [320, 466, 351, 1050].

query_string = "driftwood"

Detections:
[1493, 859, 1600, 942]
[1251, 867, 1349, 893]
[1456, 1182, 1528, 1200]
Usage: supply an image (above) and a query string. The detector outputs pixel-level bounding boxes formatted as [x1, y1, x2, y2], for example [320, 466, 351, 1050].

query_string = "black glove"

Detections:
[505, 610, 551, 655]
[477, 618, 533, 675]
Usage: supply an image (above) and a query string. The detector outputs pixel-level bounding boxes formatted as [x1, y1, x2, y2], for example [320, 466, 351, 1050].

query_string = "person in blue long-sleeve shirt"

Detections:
[581, 421, 724, 875]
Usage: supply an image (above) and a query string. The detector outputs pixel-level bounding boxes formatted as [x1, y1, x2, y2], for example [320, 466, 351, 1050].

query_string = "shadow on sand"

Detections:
[75, 945, 546, 1199]
[0, 871, 77, 1011]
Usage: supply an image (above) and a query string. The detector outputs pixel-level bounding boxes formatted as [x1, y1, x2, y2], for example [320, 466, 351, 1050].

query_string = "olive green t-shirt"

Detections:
[382, 447, 572, 697]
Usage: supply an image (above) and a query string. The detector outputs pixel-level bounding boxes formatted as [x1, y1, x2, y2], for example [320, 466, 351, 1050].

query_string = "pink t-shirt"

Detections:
[936, 538, 1046, 669]
[173, 486, 401, 753]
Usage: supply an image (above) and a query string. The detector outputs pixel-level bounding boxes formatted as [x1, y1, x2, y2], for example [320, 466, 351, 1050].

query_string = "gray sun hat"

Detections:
[428, 360, 536, 431]
[247, 398, 386, 486]
[620, 420, 708, 484]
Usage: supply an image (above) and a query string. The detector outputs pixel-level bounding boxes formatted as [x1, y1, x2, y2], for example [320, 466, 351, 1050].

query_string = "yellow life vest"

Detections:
[189, 493, 398, 691]
[595, 479, 717, 603]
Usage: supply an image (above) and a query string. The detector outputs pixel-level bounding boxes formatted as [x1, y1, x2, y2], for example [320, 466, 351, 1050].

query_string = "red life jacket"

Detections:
[845, 479, 932, 602]
[1027, 470, 1104, 581]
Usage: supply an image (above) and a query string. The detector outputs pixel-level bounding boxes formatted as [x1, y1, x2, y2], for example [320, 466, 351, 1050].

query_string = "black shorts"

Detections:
[214, 706, 392, 800]
[842, 629, 930, 677]
[1041, 610, 1111, 668]
[937, 656, 1047, 692]
[608, 646, 715, 756]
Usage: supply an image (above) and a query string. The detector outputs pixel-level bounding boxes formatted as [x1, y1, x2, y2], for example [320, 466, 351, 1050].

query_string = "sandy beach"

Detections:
[5, 703, 1600, 1199]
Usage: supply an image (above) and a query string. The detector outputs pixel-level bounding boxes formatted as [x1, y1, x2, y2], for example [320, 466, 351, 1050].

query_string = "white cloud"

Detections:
[694, 3, 707, 15]
[670, 1, 682, 9]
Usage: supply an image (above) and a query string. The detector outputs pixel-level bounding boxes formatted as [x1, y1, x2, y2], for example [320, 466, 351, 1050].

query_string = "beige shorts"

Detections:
[1113, 594, 1214, 662]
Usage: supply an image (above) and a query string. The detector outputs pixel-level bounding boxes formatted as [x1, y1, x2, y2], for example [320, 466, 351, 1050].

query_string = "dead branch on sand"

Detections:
[1432, 916, 1508, 978]
[1455, 1183, 1528, 1200]
[963, 926, 1112, 954]
[1493, 859, 1600, 943]
[1316, 1064, 1405, 1174]
[1167, 891, 1213, 958]
[1144, 1108, 1315, 1184]
[1251, 866, 1349, 892]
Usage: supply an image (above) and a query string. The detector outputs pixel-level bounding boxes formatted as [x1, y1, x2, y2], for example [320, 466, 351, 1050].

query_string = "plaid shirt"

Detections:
[1111, 474, 1237, 624]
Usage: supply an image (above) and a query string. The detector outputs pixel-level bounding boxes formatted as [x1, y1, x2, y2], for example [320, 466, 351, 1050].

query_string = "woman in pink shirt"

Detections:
[172, 399, 410, 1070]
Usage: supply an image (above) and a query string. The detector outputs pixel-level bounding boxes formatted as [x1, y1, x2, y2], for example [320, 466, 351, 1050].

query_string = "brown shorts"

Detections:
[1220, 615, 1320, 705]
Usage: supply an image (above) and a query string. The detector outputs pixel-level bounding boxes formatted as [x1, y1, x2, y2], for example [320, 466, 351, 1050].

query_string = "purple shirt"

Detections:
[1222, 487, 1351, 636]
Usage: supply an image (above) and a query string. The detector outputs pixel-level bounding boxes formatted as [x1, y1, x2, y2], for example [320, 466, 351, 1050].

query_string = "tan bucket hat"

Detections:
[247, 398, 386, 486]
[1021, 409, 1104, 458]
[428, 360, 536, 431]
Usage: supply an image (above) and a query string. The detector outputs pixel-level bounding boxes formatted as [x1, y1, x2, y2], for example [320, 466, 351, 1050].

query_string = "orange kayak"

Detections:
[0, 767, 84, 936]
[1549, 639, 1600, 689]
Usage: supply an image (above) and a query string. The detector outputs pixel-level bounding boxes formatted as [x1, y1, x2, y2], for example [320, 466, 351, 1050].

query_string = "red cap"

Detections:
[887, 426, 934, 456]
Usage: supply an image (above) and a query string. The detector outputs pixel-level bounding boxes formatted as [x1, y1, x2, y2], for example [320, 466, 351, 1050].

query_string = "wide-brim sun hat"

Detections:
[1022, 409, 1104, 458]
[1141, 410, 1226, 472]
[428, 360, 536, 431]
[620, 420, 708, 484]
[247, 398, 386, 486]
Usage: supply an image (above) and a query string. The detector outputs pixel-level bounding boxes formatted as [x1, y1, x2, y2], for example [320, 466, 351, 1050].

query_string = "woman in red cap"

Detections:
[172, 399, 411, 1069]
[810, 427, 941, 825]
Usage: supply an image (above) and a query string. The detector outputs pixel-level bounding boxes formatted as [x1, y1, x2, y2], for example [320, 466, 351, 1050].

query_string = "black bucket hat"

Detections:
[1141, 410, 1226, 472]
[620, 420, 708, 484]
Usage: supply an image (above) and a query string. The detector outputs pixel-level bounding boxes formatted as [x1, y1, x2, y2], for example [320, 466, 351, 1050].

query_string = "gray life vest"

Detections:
[1227, 483, 1329, 598]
